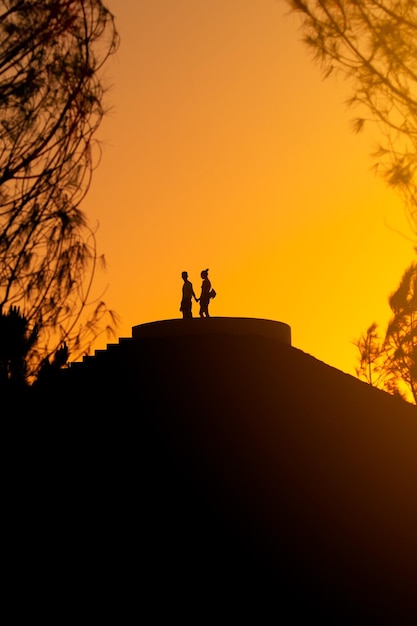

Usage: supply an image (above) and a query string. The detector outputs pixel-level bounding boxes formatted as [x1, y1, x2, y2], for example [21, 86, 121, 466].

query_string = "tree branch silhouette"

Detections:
[285, 0, 417, 235]
[0, 0, 120, 380]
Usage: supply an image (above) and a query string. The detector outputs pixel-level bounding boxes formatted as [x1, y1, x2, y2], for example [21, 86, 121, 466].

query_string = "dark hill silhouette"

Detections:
[28, 317, 416, 622]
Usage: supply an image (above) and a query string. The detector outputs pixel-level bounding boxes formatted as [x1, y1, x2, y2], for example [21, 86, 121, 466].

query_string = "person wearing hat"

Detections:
[180, 271, 198, 319]
[198, 268, 212, 318]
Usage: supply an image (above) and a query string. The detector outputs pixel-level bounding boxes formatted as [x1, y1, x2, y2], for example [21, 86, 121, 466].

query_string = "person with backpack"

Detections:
[180, 271, 198, 319]
[198, 268, 216, 318]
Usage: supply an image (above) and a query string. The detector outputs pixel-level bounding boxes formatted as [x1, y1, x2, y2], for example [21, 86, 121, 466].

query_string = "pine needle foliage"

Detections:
[285, 0, 417, 234]
[0, 0, 120, 380]
[355, 262, 417, 403]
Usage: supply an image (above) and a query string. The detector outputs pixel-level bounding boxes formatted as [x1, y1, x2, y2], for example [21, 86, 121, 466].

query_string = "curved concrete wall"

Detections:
[132, 316, 291, 345]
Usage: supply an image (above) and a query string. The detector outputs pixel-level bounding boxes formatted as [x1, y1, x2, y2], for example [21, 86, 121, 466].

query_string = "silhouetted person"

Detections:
[199, 268, 212, 318]
[180, 271, 198, 319]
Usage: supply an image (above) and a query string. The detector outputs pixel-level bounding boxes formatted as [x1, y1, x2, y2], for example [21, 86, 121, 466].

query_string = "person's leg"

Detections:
[185, 300, 192, 318]
[200, 298, 209, 317]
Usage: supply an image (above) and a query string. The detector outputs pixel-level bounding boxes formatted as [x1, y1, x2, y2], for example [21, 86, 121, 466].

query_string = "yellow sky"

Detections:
[83, 0, 416, 377]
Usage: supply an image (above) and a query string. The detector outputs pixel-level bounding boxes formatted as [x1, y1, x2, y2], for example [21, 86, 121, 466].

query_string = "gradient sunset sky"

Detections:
[83, 0, 416, 377]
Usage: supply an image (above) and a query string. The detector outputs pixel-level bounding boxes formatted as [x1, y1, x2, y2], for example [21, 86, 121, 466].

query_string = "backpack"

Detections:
[209, 289, 216, 299]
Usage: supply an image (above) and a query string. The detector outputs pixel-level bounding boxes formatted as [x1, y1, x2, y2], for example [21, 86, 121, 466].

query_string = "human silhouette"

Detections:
[180, 271, 198, 319]
[199, 268, 212, 318]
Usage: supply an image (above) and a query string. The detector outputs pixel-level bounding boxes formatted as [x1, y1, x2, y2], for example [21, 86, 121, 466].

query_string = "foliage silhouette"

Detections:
[0, 0, 120, 381]
[355, 261, 417, 403]
[0, 304, 38, 391]
[285, 1, 417, 397]
[285, 0, 417, 234]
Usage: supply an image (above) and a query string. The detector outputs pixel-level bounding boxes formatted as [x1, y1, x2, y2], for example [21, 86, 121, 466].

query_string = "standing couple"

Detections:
[180, 268, 216, 319]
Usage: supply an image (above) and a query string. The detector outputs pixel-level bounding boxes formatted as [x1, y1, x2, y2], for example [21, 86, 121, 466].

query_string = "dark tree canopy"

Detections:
[285, 0, 417, 234]
[0, 0, 120, 380]
[0, 304, 38, 389]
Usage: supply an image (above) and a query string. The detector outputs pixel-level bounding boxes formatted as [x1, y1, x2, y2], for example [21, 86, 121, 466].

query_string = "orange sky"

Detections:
[82, 0, 416, 377]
